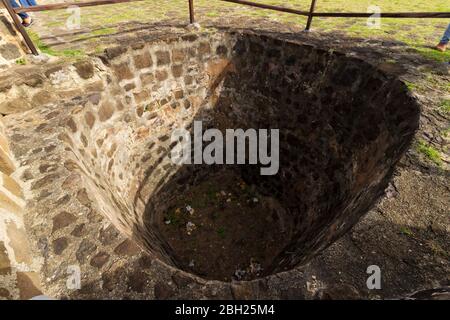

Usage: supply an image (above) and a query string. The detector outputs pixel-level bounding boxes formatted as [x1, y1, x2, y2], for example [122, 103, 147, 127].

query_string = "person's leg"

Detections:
[440, 24, 450, 45]
[9, 0, 29, 20]
[17, 0, 35, 26]
[23, 0, 37, 7]
[437, 24, 450, 51]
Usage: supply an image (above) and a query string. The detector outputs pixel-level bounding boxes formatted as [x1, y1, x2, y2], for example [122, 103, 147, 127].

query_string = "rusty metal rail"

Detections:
[305, 0, 317, 31]
[189, 0, 194, 24]
[220, 0, 450, 19]
[2, 0, 450, 56]
[220, 0, 309, 16]
[13, 0, 144, 13]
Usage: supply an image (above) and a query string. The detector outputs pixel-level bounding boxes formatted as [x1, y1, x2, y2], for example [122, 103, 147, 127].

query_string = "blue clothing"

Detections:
[9, 0, 37, 20]
[440, 24, 450, 45]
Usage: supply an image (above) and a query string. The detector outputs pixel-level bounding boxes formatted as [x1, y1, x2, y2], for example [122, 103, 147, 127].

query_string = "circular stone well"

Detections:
[4, 31, 420, 287]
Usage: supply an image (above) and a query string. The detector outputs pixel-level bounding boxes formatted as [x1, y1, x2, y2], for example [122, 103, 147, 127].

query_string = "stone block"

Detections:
[16, 272, 42, 300]
[0, 98, 32, 115]
[32, 91, 54, 107]
[172, 48, 186, 63]
[104, 46, 127, 60]
[0, 288, 11, 299]
[6, 221, 32, 264]
[155, 70, 168, 81]
[140, 72, 154, 86]
[0, 241, 11, 275]
[0, 190, 22, 215]
[171, 65, 183, 78]
[52, 237, 68, 255]
[74, 60, 95, 79]
[0, 133, 10, 154]
[112, 63, 133, 81]
[90, 252, 110, 268]
[52, 211, 77, 233]
[155, 51, 170, 66]
[84, 111, 96, 129]
[198, 42, 211, 55]
[133, 52, 153, 69]
[0, 43, 21, 60]
[134, 91, 150, 104]
[98, 102, 114, 121]
[1, 172, 23, 198]
[114, 239, 141, 256]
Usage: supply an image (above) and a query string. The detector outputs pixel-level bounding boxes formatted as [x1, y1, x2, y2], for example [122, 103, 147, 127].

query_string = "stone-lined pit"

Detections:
[4, 31, 420, 286]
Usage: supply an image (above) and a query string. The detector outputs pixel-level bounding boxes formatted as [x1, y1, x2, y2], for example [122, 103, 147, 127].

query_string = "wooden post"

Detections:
[188, 0, 195, 24]
[305, 0, 317, 31]
[1, 0, 39, 55]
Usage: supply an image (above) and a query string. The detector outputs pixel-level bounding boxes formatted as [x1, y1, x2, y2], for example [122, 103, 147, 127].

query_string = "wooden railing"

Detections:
[2, 0, 450, 56]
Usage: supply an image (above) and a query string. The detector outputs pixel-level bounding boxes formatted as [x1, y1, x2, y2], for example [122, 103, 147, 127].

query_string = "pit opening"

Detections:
[60, 31, 419, 282]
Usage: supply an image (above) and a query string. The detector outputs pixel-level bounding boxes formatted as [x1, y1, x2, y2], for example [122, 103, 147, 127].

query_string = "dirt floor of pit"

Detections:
[157, 169, 293, 281]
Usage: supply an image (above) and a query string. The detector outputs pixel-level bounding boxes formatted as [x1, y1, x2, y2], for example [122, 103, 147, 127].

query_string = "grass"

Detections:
[94, 45, 108, 54]
[427, 240, 449, 258]
[439, 99, 450, 113]
[166, 210, 181, 227]
[206, 12, 220, 18]
[32, 0, 450, 61]
[399, 226, 414, 237]
[217, 227, 226, 238]
[442, 127, 450, 138]
[415, 46, 449, 62]
[60, 49, 85, 58]
[76, 27, 117, 41]
[29, 31, 85, 58]
[404, 81, 418, 91]
[15, 58, 26, 65]
[416, 140, 443, 166]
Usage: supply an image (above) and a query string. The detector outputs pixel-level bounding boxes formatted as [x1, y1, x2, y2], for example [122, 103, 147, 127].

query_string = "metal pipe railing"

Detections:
[220, 0, 450, 19]
[189, 0, 195, 24]
[13, 0, 144, 13]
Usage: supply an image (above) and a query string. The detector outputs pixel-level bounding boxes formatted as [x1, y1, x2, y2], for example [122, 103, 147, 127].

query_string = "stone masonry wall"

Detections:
[0, 30, 420, 296]
[1, 31, 238, 298]
[0, 116, 42, 299]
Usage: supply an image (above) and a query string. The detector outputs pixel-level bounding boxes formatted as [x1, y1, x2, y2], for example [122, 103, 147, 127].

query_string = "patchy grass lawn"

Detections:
[32, 0, 449, 61]
[417, 140, 444, 167]
[440, 99, 450, 113]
